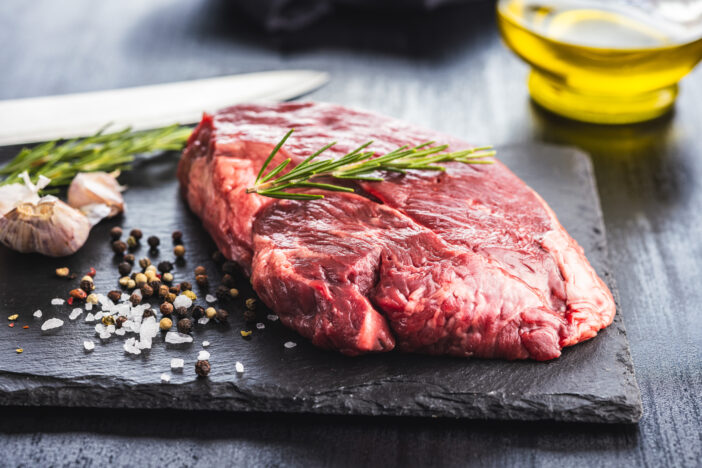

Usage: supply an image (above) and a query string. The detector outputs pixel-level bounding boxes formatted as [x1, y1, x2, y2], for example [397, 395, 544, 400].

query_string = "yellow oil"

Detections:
[497, 0, 702, 123]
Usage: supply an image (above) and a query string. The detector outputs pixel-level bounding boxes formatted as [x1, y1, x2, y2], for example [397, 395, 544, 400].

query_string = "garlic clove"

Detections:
[0, 197, 91, 257]
[0, 172, 51, 216]
[67, 172, 125, 218]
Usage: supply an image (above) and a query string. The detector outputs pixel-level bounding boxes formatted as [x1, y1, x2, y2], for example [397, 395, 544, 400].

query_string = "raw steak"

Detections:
[178, 102, 616, 359]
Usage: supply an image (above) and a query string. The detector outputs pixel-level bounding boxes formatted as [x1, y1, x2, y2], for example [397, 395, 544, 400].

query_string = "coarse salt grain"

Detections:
[197, 317, 209, 325]
[202, 341, 210, 347]
[160, 373, 171, 383]
[85, 313, 95, 322]
[123, 337, 141, 355]
[69, 308, 82, 320]
[51, 298, 64, 306]
[267, 314, 279, 321]
[165, 331, 193, 344]
[284, 341, 297, 349]
[115, 327, 126, 336]
[170, 358, 184, 369]
[83, 340, 95, 351]
[85, 303, 93, 311]
[120, 293, 129, 302]
[235, 361, 244, 374]
[205, 294, 216, 303]
[33, 310, 42, 318]
[256, 323, 265, 330]
[41, 318, 64, 331]
[172, 295, 192, 309]
[197, 350, 210, 360]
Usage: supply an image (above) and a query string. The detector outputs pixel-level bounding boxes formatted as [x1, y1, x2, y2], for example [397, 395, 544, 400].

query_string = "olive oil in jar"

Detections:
[497, 0, 702, 123]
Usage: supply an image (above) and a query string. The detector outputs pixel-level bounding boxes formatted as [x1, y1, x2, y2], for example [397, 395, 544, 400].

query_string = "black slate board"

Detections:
[0, 142, 642, 423]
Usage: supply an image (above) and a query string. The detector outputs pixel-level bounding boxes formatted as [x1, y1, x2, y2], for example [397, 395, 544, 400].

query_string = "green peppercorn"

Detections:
[127, 236, 138, 249]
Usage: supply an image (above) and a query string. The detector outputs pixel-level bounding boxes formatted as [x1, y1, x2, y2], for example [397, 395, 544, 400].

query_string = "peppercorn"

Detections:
[221, 274, 235, 287]
[192, 306, 205, 320]
[149, 279, 162, 291]
[127, 236, 138, 249]
[157, 261, 173, 273]
[222, 261, 237, 275]
[245, 298, 257, 310]
[118, 262, 132, 276]
[159, 317, 172, 331]
[158, 285, 169, 299]
[183, 290, 197, 301]
[119, 277, 130, 288]
[112, 240, 127, 255]
[142, 308, 155, 319]
[127, 279, 136, 290]
[115, 316, 127, 329]
[205, 307, 217, 319]
[176, 307, 189, 318]
[173, 245, 186, 257]
[86, 293, 98, 304]
[169, 285, 181, 295]
[80, 279, 94, 293]
[140, 284, 154, 298]
[229, 288, 239, 298]
[147, 235, 160, 249]
[138, 257, 151, 269]
[166, 292, 177, 303]
[145, 264, 157, 274]
[195, 274, 208, 287]
[243, 309, 256, 322]
[212, 250, 225, 264]
[145, 271, 157, 283]
[172, 230, 183, 244]
[162, 272, 174, 283]
[69, 288, 87, 301]
[134, 273, 148, 287]
[195, 359, 211, 377]
[177, 318, 193, 334]
[216, 308, 229, 322]
[130, 292, 141, 306]
[102, 315, 115, 326]
[129, 228, 142, 240]
[194, 266, 206, 277]
[214, 285, 228, 300]
[179, 281, 192, 291]
[55, 267, 70, 278]
[110, 226, 123, 240]
[160, 302, 174, 316]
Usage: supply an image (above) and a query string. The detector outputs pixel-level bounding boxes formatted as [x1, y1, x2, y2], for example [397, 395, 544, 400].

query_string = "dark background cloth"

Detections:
[234, 0, 473, 31]
[0, 0, 700, 466]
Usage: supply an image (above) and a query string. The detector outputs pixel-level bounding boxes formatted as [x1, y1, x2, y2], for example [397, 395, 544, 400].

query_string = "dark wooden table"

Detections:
[1, 1, 700, 466]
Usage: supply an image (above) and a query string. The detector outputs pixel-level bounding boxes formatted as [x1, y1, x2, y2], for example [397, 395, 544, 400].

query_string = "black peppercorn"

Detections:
[115, 316, 127, 329]
[107, 290, 122, 302]
[177, 318, 193, 334]
[118, 262, 132, 276]
[124, 253, 135, 265]
[130, 292, 141, 306]
[215, 285, 229, 300]
[192, 306, 205, 320]
[157, 261, 173, 273]
[130, 229, 142, 240]
[172, 230, 183, 244]
[221, 274, 235, 287]
[222, 261, 237, 275]
[147, 235, 160, 249]
[160, 302, 174, 316]
[179, 281, 192, 291]
[149, 279, 162, 291]
[176, 307, 189, 318]
[243, 309, 256, 322]
[194, 266, 207, 276]
[195, 274, 208, 287]
[140, 284, 154, 298]
[80, 279, 94, 293]
[169, 285, 181, 295]
[216, 308, 229, 322]
[195, 360, 210, 377]
[211, 251, 225, 264]
[112, 240, 127, 255]
[110, 226, 123, 240]
[142, 308, 155, 319]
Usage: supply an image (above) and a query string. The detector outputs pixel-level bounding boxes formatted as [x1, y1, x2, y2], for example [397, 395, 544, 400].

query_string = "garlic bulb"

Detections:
[68, 171, 125, 218]
[0, 197, 91, 257]
[0, 172, 51, 216]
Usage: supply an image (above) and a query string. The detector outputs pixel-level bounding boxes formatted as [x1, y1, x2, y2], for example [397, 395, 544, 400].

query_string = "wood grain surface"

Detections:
[0, 0, 700, 466]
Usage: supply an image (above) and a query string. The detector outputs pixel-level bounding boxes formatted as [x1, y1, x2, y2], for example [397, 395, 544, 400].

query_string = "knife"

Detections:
[0, 70, 329, 146]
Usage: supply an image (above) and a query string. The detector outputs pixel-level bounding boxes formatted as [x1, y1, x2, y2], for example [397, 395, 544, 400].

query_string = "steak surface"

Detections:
[178, 102, 616, 359]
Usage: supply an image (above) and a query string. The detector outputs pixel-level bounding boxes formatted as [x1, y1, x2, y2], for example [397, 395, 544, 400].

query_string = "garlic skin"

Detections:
[0, 197, 91, 257]
[68, 172, 125, 218]
[0, 172, 51, 216]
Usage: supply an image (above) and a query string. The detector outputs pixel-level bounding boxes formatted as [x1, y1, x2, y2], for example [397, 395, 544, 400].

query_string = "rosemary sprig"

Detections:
[0, 124, 192, 189]
[247, 129, 495, 200]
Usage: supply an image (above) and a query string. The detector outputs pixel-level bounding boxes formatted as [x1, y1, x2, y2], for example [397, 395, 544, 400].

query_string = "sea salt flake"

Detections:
[83, 340, 95, 351]
[235, 361, 244, 374]
[165, 331, 193, 344]
[197, 350, 210, 360]
[202, 341, 210, 347]
[170, 358, 184, 369]
[94, 311, 104, 320]
[51, 298, 64, 306]
[256, 322, 265, 330]
[85, 313, 96, 322]
[160, 373, 171, 383]
[284, 341, 297, 349]
[114, 328, 126, 336]
[41, 318, 64, 331]
[197, 317, 210, 325]
[33, 310, 42, 318]
[69, 308, 82, 320]
[267, 314, 279, 321]
[85, 303, 93, 311]
[173, 295, 192, 309]
[205, 294, 216, 303]
[123, 337, 141, 355]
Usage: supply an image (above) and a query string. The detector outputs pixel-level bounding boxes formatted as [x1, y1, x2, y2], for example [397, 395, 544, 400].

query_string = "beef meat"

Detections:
[178, 102, 616, 359]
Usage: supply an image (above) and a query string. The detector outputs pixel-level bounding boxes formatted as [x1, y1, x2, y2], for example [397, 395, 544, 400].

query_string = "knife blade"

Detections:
[0, 70, 329, 146]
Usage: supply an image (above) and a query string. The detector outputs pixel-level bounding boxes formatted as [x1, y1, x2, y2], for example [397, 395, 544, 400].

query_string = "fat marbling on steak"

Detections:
[177, 102, 615, 359]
